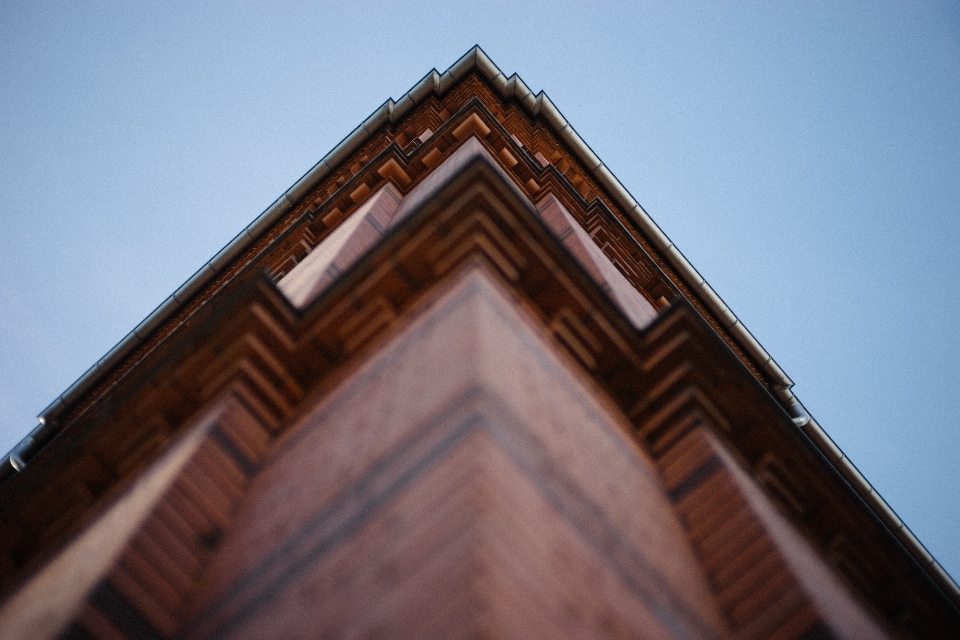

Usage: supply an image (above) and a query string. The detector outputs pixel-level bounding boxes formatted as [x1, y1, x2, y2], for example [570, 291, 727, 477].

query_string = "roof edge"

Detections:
[9, 45, 957, 606]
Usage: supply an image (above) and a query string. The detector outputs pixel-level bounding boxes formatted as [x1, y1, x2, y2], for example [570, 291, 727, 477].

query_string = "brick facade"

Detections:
[0, 51, 956, 639]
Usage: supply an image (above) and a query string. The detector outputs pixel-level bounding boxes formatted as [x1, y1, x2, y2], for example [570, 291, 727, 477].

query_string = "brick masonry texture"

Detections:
[0, 61, 956, 639]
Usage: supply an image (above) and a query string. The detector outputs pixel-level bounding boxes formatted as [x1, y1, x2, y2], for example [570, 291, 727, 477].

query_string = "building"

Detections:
[0, 47, 957, 639]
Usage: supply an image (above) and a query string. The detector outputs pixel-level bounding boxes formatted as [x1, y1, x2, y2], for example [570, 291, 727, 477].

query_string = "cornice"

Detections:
[25, 46, 787, 437]
[2, 150, 954, 633]
[4, 45, 956, 609]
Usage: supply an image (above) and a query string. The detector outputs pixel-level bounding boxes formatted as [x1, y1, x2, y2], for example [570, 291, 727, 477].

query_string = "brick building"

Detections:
[0, 47, 957, 639]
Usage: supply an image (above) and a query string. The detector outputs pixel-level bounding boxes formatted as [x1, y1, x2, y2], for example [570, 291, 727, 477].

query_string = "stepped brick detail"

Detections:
[1, 48, 955, 639]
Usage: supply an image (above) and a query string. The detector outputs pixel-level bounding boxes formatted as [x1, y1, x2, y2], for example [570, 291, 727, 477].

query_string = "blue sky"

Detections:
[1, 2, 958, 581]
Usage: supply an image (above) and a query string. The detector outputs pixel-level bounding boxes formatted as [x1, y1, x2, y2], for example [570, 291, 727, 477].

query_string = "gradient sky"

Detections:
[1, 2, 958, 581]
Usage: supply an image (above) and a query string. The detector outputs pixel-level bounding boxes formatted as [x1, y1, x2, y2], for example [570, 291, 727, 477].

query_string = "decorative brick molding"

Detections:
[1, 63, 956, 638]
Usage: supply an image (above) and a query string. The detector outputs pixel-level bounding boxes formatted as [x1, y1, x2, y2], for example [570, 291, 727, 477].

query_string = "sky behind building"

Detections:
[1, 1, 958, 580]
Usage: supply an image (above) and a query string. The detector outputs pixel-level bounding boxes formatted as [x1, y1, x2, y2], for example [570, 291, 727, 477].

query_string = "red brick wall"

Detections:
[185, 268, 725, 639]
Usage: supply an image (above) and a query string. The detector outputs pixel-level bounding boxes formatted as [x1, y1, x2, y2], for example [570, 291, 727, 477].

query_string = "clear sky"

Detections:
[1, 2, 958, 581]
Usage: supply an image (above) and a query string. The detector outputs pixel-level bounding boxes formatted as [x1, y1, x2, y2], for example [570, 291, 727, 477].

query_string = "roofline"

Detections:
[30, 45, 792, 431]
[790, 397, 959, 605]
[8, 45, 957, 605]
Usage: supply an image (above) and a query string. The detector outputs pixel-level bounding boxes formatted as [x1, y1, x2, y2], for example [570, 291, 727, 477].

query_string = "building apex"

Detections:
[27, 46, 788, 438]
[4, 46, 956, 612]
